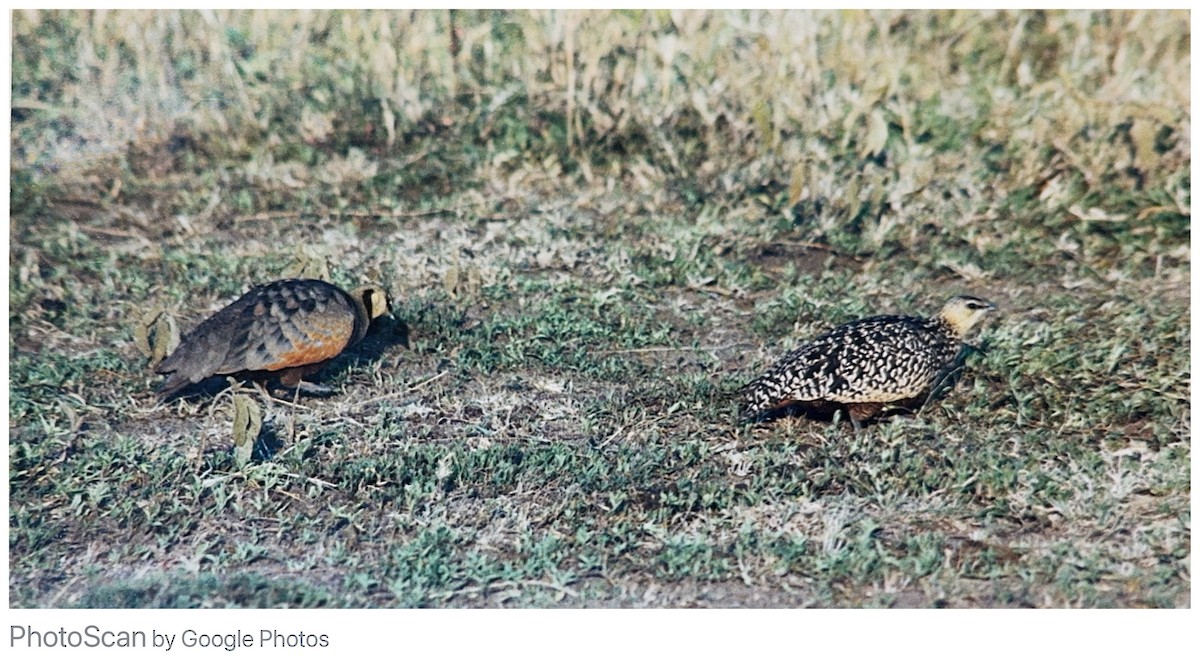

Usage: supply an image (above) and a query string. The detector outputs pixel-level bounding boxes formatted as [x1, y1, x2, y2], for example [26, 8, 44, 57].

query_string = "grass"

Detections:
[8, 9, 1190, 608]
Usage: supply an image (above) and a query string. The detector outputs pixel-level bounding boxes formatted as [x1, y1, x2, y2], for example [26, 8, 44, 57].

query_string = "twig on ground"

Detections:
[591, 343, 749, 356]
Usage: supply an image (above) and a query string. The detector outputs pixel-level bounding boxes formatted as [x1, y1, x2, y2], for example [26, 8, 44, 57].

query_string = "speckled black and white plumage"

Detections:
[739, 295, 995, 428]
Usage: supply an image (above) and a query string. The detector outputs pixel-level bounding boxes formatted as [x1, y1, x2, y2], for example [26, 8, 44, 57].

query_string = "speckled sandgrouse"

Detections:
[739, 295, 996, 430]
[155, 278, 393, 400]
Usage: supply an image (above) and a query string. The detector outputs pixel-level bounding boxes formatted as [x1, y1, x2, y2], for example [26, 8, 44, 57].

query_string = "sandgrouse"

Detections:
[155, 278, 393, 400]
[739, 295, 996, 430]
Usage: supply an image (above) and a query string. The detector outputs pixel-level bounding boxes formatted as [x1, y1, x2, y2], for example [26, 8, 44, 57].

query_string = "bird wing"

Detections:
[153, 297, 256, 396]
[216, 281, 356, 374]
[740, 333, 849, 407]
[819, 322, 944, 402]
[155, 280, 358, 398]
[741, 316, 952, 412]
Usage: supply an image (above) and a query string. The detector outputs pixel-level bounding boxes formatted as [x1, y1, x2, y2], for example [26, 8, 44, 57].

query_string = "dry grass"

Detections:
[9, 9, 1190, 608]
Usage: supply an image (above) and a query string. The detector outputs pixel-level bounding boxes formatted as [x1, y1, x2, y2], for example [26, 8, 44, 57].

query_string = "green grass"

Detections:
[8, 9, 1190, 608]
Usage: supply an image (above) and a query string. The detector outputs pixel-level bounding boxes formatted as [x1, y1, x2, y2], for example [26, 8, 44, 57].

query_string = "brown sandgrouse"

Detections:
[154, 278, 393, 400]
[739, 295, 996, 430]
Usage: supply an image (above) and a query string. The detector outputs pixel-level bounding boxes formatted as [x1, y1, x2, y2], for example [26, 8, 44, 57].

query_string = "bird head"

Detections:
[353, 283, 394, 322]
[938, 295, 996, 338]
[351, 283, 409, 348]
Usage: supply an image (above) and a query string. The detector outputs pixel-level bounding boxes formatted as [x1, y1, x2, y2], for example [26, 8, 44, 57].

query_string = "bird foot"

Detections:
[846, 403, 882, 434]
[277, 380, 335, 398]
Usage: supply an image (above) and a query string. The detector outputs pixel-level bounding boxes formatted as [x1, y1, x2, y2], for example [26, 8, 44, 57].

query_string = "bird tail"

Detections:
[155, 371, 191, 402]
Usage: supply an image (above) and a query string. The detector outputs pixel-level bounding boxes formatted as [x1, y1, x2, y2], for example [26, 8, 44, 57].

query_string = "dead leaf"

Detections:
[862, 109, 888, 158]
[1130, 118, 1157, 172]
[787, 160, 809, 209]
[232, 393, 262, 467]
[443, 262, 461, 298]
[134, 307, 180, 365]
[281, 246, 331, 281]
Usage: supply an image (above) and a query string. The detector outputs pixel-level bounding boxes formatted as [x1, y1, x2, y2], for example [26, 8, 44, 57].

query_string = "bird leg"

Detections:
[292, 381, 335, 397]
[277, 366, 334, 397]
[847, 402, 882, 432]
